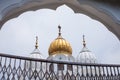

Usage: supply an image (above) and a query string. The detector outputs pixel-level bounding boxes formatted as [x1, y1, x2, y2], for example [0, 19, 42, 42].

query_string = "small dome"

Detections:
[76, 35, 97, 63]
[48, 26, 72, 55]
[26, 36, 44, 71]
[29, 36, 43, 59]
[77, 47, 97, 63]
[30, 48, 43, 59]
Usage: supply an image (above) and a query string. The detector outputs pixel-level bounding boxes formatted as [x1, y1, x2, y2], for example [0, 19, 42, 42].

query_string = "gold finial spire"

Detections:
[35, 36, 38, 49]
[58, 25, 61, 36]
[83, 35, 86, 47]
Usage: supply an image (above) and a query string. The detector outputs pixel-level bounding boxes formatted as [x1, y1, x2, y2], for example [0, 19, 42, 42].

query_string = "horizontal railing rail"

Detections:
[0, 53, 120, 80]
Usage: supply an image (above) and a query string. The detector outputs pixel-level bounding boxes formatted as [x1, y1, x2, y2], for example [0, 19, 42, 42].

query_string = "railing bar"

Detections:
[113, 67, 117, 79]
[0, 56, 2, 63]
[94, 66, 97, 76]
[90, 66, 93, 77]
[9, 58, 11, 65]
[23, 60, 26, 80]
[0, 53, 120, 67]
[101, 66, 103, 77]
[17, 59, 22, 80]
[34, 61, 37, 79]
[110, 67, 113, 76]
[12, 58, 16, 80]
[14, 59, 16, 67]
[40, 61, 42, 70]
[2, 57, 7, 78]
[106, 66, 110, 79]
[81, 66, 84, 77]
[99, 66, 101, 77]
[28, 60, 32, 79]
[38, 62, 43, 79]
[113, 67, 117, 76]
[117, 67, 120, 80]
[19, 59, 21, 67]
[6, 58, 11, 80]
[4, 57, 7, 66]
[86, 65, 88, 77]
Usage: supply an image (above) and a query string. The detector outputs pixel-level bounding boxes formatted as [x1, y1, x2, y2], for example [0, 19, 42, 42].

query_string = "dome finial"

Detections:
[83, 35, 86, 47]
[58, 25, 61, 36]
[35, 36, 38, 49]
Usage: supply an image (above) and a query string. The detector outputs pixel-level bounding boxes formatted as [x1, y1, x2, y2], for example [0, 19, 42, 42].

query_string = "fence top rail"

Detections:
[0, 53, 120, 67]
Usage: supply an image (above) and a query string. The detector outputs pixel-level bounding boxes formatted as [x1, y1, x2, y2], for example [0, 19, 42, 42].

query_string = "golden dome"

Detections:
[48, 26, 72, 56]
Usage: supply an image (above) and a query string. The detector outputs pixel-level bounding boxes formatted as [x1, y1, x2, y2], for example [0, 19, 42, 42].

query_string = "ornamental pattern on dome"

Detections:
[48, 25, 72, 55]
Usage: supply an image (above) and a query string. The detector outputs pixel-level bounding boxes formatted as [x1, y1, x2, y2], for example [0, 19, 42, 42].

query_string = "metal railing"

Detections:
[0, 53, 120, 80]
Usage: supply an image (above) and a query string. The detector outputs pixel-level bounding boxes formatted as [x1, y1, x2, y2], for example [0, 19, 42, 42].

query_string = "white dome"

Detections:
[29, 36, 44, 59]
[76, 47, 100, 76]
[76, 47, 97, 63]
[30, 48, 44, 59]
[76, 35, 97, 64]
[26, 36, 44, 70]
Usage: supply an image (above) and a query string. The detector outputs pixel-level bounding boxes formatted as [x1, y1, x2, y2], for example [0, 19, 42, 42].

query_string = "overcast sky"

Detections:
[0, 5, 120, 64]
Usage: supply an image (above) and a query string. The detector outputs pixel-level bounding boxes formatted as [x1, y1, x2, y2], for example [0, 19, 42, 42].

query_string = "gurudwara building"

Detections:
[28, 25, 97, 64]
[23, 25, 98, 80]
[0, 25, 119, 80]
[0, 1, 120, 79]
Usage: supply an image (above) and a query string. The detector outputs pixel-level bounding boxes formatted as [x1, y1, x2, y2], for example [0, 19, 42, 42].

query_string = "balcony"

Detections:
[0, 53, 120, 80]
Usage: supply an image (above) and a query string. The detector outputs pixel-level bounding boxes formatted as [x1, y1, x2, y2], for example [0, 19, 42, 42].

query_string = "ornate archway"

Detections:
[0, 0, 120, 40]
